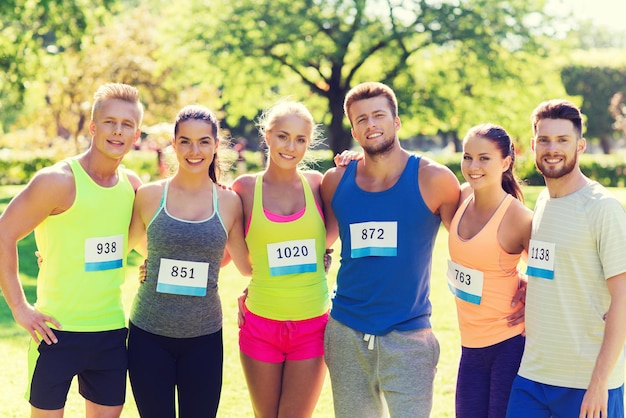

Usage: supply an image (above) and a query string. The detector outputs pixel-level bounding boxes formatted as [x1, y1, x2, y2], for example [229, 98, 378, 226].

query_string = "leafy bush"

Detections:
[4, 147, 626, 188]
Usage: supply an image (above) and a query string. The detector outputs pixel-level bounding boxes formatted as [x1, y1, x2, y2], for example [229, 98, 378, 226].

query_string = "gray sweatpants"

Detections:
[324, 317, 440, 418]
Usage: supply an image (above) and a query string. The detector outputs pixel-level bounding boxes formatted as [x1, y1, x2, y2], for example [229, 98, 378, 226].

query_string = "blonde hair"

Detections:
[91, 83, 144, 126]
[257, 100, 324, 168]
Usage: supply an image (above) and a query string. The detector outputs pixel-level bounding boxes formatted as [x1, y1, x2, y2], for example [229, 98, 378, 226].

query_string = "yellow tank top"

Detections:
[245, 173, 329, 320]
[34, 158, 134, 331]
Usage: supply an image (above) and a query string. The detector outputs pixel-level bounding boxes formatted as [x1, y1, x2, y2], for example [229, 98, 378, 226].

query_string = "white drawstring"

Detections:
[363, 333, 375, 350]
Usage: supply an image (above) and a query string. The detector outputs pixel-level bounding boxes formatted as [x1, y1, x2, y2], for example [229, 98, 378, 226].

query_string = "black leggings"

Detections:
[128, 322, 223, 418]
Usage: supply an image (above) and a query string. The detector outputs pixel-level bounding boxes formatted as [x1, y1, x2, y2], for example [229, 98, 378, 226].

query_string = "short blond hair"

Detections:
[91, 83, 144, 126]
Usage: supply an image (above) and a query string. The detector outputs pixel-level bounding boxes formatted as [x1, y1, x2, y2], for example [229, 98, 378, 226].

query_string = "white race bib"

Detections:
[84, 235, 124, 271]
[526, 239, 555, 280]
[156, 258, 209, 296]
[447, 260, 484, 305]
[349, 221, 397, 258]
[266, 239, 317, 276]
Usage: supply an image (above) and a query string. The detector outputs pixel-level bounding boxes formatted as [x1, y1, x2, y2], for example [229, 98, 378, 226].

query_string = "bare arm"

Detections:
[579, 273, 626, 418]
[219, 188, 252, 276]
[128, 194, 148, 258]
[0, 167, 73, 344]
[127, 182, 165, 258]
[320, 167, 345, 249]
[418, 158, 460, 231]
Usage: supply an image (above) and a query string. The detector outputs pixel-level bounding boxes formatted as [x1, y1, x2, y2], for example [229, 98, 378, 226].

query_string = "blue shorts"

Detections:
[27, 328, 128, 410]
[506, 375, 625, 418]
[239, 307, 328, 363]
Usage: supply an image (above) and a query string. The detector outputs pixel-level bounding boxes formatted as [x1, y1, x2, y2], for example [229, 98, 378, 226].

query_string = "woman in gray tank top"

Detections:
[127, 105, 251, 418]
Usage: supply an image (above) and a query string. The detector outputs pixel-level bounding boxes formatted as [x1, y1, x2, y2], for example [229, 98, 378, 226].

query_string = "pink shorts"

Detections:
[239, 308, 329, 363]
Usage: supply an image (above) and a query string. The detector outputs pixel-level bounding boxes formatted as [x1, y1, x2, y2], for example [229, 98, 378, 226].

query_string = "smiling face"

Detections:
[89, 98, 141, 160]
[265, 113, 311, 170]
[172, 118, 218, 173]
[532, 118, 585, 179]
[462, 135, 511, 192]
[348, 96, 400, 157]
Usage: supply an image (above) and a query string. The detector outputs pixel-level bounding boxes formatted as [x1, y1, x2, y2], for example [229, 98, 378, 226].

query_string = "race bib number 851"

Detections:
[157, 258, 210, 296]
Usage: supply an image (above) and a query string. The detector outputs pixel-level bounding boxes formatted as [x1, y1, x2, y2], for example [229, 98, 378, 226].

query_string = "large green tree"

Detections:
[561, 65, 626, 153]
[0, 0, 117, 131]
[185, 0, 548, 154]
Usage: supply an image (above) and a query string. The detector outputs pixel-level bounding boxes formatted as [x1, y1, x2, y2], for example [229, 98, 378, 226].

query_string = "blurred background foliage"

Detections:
[2, 0, 626, 184]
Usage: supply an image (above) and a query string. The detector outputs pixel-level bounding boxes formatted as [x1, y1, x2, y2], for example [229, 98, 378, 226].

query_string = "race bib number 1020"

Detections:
[267, 239, 317, 276]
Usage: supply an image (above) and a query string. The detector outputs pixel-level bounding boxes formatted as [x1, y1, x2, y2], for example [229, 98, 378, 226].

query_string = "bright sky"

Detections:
[548, 0, 626, 31]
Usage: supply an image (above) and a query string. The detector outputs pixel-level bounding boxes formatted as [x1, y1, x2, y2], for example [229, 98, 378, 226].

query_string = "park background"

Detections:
[2, 0, 626, 416]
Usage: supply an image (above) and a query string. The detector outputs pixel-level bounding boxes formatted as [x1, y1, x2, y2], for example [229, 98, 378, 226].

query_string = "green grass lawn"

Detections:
[1, 184, 624, 417]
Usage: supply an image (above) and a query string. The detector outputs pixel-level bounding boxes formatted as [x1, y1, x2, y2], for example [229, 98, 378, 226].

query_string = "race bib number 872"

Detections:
[349, 221, 397, 258]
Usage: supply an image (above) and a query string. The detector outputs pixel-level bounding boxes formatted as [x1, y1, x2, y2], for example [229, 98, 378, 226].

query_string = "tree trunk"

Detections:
[599, 133, 612, 154]
[452, 131, 461, 152]
[328, 100, 352, 155]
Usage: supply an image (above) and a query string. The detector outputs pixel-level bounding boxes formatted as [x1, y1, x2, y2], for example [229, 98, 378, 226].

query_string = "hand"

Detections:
[510, 275, 527, 308]
[35, 251, 43, 268]
[333, 150, 363, 167]
[215, 182, 231, 190]
[579, 384, 608, 418]
[324, 249, 333, 273]
[507, 278, 526, 328]
[237, 288, 248, 327]
[13, 303, 61, 345]
[138, 259, 147, 283]
[506, 303, 525, 328]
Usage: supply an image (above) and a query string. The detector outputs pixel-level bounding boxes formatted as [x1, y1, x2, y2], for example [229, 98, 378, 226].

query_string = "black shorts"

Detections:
[27, 328, 128, 410]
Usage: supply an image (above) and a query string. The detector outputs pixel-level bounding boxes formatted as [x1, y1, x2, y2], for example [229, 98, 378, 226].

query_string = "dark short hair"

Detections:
[464, 123, 523, 201]
[531, 99, 583, 138]
[174, 105, 224, 183]
[343, 82, 398, 125]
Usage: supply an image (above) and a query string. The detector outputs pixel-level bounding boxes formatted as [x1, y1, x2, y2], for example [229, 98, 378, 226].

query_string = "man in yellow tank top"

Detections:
[0, 83, 143, 418]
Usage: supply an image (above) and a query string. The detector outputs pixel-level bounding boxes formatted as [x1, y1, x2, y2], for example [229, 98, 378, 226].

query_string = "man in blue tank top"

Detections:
[0, 83, 143, 417]
[321, 82, 461, 418]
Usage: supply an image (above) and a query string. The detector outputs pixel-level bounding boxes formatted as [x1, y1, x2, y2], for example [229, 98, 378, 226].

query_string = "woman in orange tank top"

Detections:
[449, 124, 532, 418]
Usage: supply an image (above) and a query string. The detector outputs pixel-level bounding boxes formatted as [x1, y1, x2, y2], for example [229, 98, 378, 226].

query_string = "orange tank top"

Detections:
[448, 194, 525, 348]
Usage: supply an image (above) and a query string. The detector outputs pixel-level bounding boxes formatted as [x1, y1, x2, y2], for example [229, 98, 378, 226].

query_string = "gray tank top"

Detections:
[130, 181, 227, 338]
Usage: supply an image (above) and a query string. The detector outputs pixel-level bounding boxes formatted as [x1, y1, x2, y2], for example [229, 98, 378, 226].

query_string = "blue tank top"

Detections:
[330, 155, 441, 335]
